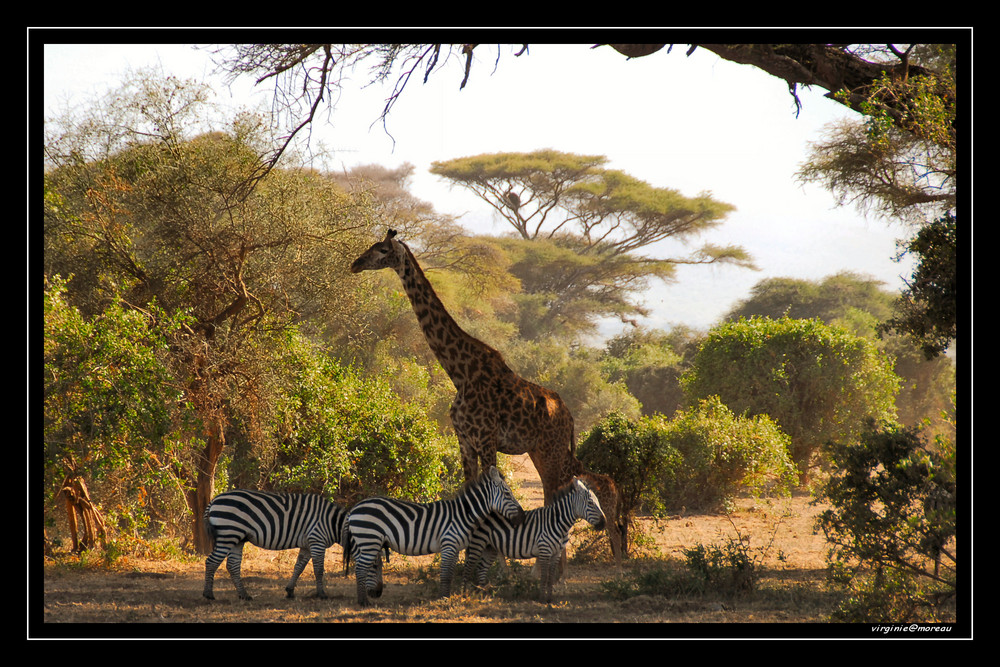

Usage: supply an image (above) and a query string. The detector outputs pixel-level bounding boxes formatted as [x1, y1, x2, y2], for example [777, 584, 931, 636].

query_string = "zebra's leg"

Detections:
[309, 543, 328, 599]
[285, 547, 312, 598]
[203, 543, 231, 600]
[354, 546, 382, 606]
[438, 544, 460, 598]
[373, 549, 384, 598]
[540, 552, 559, 604]
[354, 554, 369, 606]
[475, 545, 499, 588]
[225, 543, 253, 600]
[464, 541, 485, 589]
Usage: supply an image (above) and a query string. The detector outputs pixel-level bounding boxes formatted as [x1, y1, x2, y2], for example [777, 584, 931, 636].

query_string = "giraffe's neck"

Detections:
[394, 243, 493, 387]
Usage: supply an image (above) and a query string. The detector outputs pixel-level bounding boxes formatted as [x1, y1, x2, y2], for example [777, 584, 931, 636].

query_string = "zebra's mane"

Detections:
[459, 467, 502, 493]
[550, 479, 583, 504]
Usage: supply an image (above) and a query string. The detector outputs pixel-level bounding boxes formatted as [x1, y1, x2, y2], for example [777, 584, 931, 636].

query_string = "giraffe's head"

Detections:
[350, 229, 405, 274]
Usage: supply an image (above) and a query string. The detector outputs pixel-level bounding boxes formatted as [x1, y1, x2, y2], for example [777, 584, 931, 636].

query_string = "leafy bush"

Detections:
[818, 417, 956, 622]
[601, 537, 765, 600]
[577, 411, 680, 522]
[580, 398, 796, 520]
[268, 334, 461, 503]
[683, 316, 900, 481]
[43, 276, 192, 547]
[659, 396, 797, 510]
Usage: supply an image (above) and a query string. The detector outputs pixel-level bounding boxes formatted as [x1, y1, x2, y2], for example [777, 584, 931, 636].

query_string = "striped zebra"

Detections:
[465, 477, 605, 603]
[203, 489, 349, 601]
[346, 465, 524, 605]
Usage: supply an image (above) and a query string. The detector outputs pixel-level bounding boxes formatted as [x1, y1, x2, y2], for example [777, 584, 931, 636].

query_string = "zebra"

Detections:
[203, 489, 349, 601]
[464, 476, 605, 603]
[346, 465, 524, 605]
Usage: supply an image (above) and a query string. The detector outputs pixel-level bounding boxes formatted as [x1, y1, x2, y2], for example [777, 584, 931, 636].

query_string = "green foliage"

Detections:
[267, 333, 461, 503]
[725, 272, 895, 325]
[43, 276, 198, 545]
[601, 534, 769, 599]
[817, 418, 956, 622]
[880, 213, 957, 360]
[683, 316, 900, 480]
[659, 397, 797, 509]
[724, 273, 955, 434]
[682, 540, 759, 596]
[579, 399, 795, 521]
[577, 412, 679, 525]
[43, 276, 189, 494]
[601, 327, 691, 417]
[600, 562, 690, 600]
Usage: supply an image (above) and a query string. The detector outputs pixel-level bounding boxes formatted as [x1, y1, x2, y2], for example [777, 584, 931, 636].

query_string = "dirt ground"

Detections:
[38, 454, 858, 638]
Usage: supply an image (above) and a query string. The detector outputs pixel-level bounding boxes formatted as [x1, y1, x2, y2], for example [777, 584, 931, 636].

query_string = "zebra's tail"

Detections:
[342, 530, 353, 576]
[203, 505, 216, 551]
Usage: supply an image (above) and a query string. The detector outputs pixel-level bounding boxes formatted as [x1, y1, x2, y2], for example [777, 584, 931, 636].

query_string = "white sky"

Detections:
[40, 37, 919, 339]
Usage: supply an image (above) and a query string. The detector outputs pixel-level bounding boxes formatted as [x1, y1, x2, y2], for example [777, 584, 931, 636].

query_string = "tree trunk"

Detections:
[187, 423, 225, 554]
[58, 474, 107, 553]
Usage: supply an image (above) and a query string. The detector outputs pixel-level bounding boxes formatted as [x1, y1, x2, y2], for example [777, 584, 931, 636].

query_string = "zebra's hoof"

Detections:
[203, 592, 215, 600]
[285, 588, 295, 598]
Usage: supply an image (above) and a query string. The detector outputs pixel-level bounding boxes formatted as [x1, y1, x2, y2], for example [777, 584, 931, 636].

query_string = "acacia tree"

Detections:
[795, 44, 957, 358]
[429, 151, 741, 256]
[428, 150, 750, 340]
[44, 71, 376, 552]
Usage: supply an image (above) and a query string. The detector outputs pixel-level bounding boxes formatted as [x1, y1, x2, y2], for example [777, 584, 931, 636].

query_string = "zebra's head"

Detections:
[483, 465, 525, 526]
[571, 477, 606, 530]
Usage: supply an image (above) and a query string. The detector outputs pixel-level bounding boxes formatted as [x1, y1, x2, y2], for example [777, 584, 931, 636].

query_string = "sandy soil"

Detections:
[39, 454, 845, 637]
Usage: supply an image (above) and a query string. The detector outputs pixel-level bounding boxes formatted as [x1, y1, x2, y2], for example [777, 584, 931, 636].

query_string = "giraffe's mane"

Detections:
[396, 237, 513, 368]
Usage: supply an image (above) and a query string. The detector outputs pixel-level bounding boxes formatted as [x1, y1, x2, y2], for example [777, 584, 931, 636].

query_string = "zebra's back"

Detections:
[474, 507, 569, 560]
[347, 496, 455, 556]
[207, 490, 344, 551]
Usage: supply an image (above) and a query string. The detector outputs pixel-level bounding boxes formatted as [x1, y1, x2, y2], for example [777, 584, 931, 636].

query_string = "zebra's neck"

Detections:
[538, 495, 579, 532]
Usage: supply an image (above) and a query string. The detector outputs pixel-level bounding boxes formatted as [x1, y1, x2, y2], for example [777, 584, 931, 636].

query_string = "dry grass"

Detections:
[39, 454, 850, 637]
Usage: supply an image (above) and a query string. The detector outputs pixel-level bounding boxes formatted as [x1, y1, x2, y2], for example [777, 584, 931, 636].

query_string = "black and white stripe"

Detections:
[346, 465, 524, 605]
[465, 477, 606, 603]
[203, 489, 349, 600]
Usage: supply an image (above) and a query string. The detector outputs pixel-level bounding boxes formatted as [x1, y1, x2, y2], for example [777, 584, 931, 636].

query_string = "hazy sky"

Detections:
[41, 37, 918, 338]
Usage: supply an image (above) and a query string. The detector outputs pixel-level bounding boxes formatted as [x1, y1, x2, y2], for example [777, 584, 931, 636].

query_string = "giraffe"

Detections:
[350, 229, 623, 560]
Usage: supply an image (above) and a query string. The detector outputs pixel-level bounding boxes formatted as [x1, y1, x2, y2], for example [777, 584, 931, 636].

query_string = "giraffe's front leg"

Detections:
[450, 399, 495, 481]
